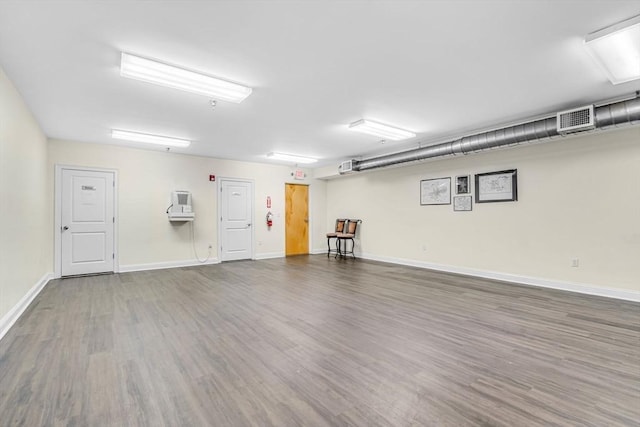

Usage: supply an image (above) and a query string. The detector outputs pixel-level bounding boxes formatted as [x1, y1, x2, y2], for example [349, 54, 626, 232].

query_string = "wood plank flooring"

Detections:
[0, 255, 638, 426]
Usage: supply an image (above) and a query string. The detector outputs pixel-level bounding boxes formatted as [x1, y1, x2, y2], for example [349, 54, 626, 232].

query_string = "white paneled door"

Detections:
[61, 169, 115, 276]
[220, 179, 253, 261]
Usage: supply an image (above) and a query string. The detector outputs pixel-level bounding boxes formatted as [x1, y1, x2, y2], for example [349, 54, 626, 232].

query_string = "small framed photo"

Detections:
[420, 177, 451, 205]
[455, 175, 470, 194]
[475, 169, 518, 203]
[453, 196, 472, 211]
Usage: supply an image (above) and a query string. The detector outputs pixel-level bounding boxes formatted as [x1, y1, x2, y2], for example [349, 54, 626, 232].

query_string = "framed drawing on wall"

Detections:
[475, 169, 517, 203]
[453, 195, 472, 211]
[420, 177, 451, 205]
[455, 175, 470, 194]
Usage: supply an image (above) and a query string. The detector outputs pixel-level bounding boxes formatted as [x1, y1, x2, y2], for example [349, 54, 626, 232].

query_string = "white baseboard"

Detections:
[253, 250, 328, 259]
[253, 249, 328, 258]
[0, 272, 54, 342]
[254, 252, 285, 260]
[120, 258, 220, 273]
[360, 253, 640, 302]
[310, 248, 329, 255]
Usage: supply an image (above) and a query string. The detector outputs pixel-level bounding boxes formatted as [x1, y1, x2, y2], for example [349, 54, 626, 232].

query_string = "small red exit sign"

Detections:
[209, 175, 216, 182]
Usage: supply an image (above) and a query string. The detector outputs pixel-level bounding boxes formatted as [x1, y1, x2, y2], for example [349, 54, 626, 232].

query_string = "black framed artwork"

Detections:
[455, 175, 470, 194]
[453, 195, 472, 211]
[475, 169, 518, 203]
[420, 177, 451, 205]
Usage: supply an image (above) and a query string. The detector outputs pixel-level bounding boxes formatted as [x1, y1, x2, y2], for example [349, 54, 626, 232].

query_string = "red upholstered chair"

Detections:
[336, 219, 361, 259]
[326, 219, 347, 257]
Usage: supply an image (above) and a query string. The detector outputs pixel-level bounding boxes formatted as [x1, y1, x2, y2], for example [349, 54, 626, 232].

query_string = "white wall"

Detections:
[326, 126, 640, 295]
[0, 67, 52, 321]
[2, 52, 637, 327]
[47, 139, 327, 270]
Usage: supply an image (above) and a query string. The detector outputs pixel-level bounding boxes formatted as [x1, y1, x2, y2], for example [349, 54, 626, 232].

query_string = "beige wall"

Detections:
[47, 139, 327, 269]
[2, 58, 638, 326]
[326, 126, 640, 294]
[0, 67, 52, 320]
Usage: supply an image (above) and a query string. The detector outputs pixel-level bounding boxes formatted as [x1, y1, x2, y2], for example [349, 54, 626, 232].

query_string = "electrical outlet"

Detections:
[208, 244, 212, 249]
[571, 258, 579, 267]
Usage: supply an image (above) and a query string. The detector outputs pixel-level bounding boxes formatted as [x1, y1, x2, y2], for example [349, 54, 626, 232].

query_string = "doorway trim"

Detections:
[216, 177, 255, 262]
[285, 182, 310, 256]
[307, 183, 317, 253]
[283, 180, 317, 255]
[54, 164, 119, 278]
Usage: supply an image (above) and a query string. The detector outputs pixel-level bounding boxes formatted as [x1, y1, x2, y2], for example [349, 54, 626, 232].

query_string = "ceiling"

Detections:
[1, 1, 638, 168]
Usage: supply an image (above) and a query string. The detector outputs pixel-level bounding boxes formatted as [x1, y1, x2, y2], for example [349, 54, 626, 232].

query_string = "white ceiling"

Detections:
[1, 1, 639, 168]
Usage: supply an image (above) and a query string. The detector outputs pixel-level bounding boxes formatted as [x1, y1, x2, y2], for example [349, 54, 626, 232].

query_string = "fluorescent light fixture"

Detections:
[120, 53, 252, 103]
[267, 152, 318, 164]
[111, 129, 191, 148]
[348, 119, 416, 141]
[585, 15, 640, 84]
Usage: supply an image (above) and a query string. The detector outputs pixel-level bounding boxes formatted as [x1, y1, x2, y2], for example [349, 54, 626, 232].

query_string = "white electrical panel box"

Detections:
[168, 190, 195, 221]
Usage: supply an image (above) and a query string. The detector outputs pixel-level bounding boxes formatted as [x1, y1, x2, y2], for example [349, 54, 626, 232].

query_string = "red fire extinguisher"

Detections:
[266, 211, 273, 227]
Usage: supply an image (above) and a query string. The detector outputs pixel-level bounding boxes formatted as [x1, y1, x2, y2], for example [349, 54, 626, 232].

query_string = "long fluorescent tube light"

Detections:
[111, 129, 191, 148]
[348, 119, 416, 141]
[120, 53, 253, 103]
[585, 15, 640, 84]
[267, 152, 318, 164]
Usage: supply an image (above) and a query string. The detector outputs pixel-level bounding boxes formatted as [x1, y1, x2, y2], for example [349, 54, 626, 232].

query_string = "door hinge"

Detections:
[113, 217, 115, 223]
[112, 253, 115, 259]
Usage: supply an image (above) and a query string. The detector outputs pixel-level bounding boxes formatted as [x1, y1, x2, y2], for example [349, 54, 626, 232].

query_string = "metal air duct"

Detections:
[344, 95, 640, 173]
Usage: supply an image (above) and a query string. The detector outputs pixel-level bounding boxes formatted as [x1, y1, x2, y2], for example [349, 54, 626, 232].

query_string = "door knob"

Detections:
[247, 223, 252, 227]
[62, 226, 69, 231]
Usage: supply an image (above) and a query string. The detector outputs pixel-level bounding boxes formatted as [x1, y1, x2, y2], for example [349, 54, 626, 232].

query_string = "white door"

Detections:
[220, 179, 253, 261]
[61, 169, 115, 276]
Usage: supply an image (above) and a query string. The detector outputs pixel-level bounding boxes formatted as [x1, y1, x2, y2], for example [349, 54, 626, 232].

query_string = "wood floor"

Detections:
[0, 256, 638, 426]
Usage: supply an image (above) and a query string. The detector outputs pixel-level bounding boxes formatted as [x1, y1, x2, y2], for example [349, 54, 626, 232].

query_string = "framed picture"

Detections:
[455, 175, 470, 194]
[453, 195, 472, 211]
[475, 169, 518, 203]
[420, 177, 451, 205]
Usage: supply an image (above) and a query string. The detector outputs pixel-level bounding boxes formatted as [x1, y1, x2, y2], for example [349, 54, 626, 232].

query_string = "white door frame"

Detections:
[217, 177, 255, 261]
[284, 182, 311, 256]
[285, 180, 315, 254]
[307, 183, 316, 253]
[54, 164, 119, 278]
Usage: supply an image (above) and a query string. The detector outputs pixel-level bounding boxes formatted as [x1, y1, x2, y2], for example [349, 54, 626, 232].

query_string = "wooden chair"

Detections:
[336, 219, 361, 259]
[326, 219, 347, 257]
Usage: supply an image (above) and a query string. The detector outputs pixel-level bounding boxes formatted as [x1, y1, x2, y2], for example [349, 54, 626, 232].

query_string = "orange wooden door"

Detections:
[285, 183, 309, 256]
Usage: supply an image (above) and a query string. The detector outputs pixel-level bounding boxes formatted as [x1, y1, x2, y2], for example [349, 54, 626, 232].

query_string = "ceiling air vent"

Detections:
[339, 160, 354, 174]
[557, 105, 595, 134]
